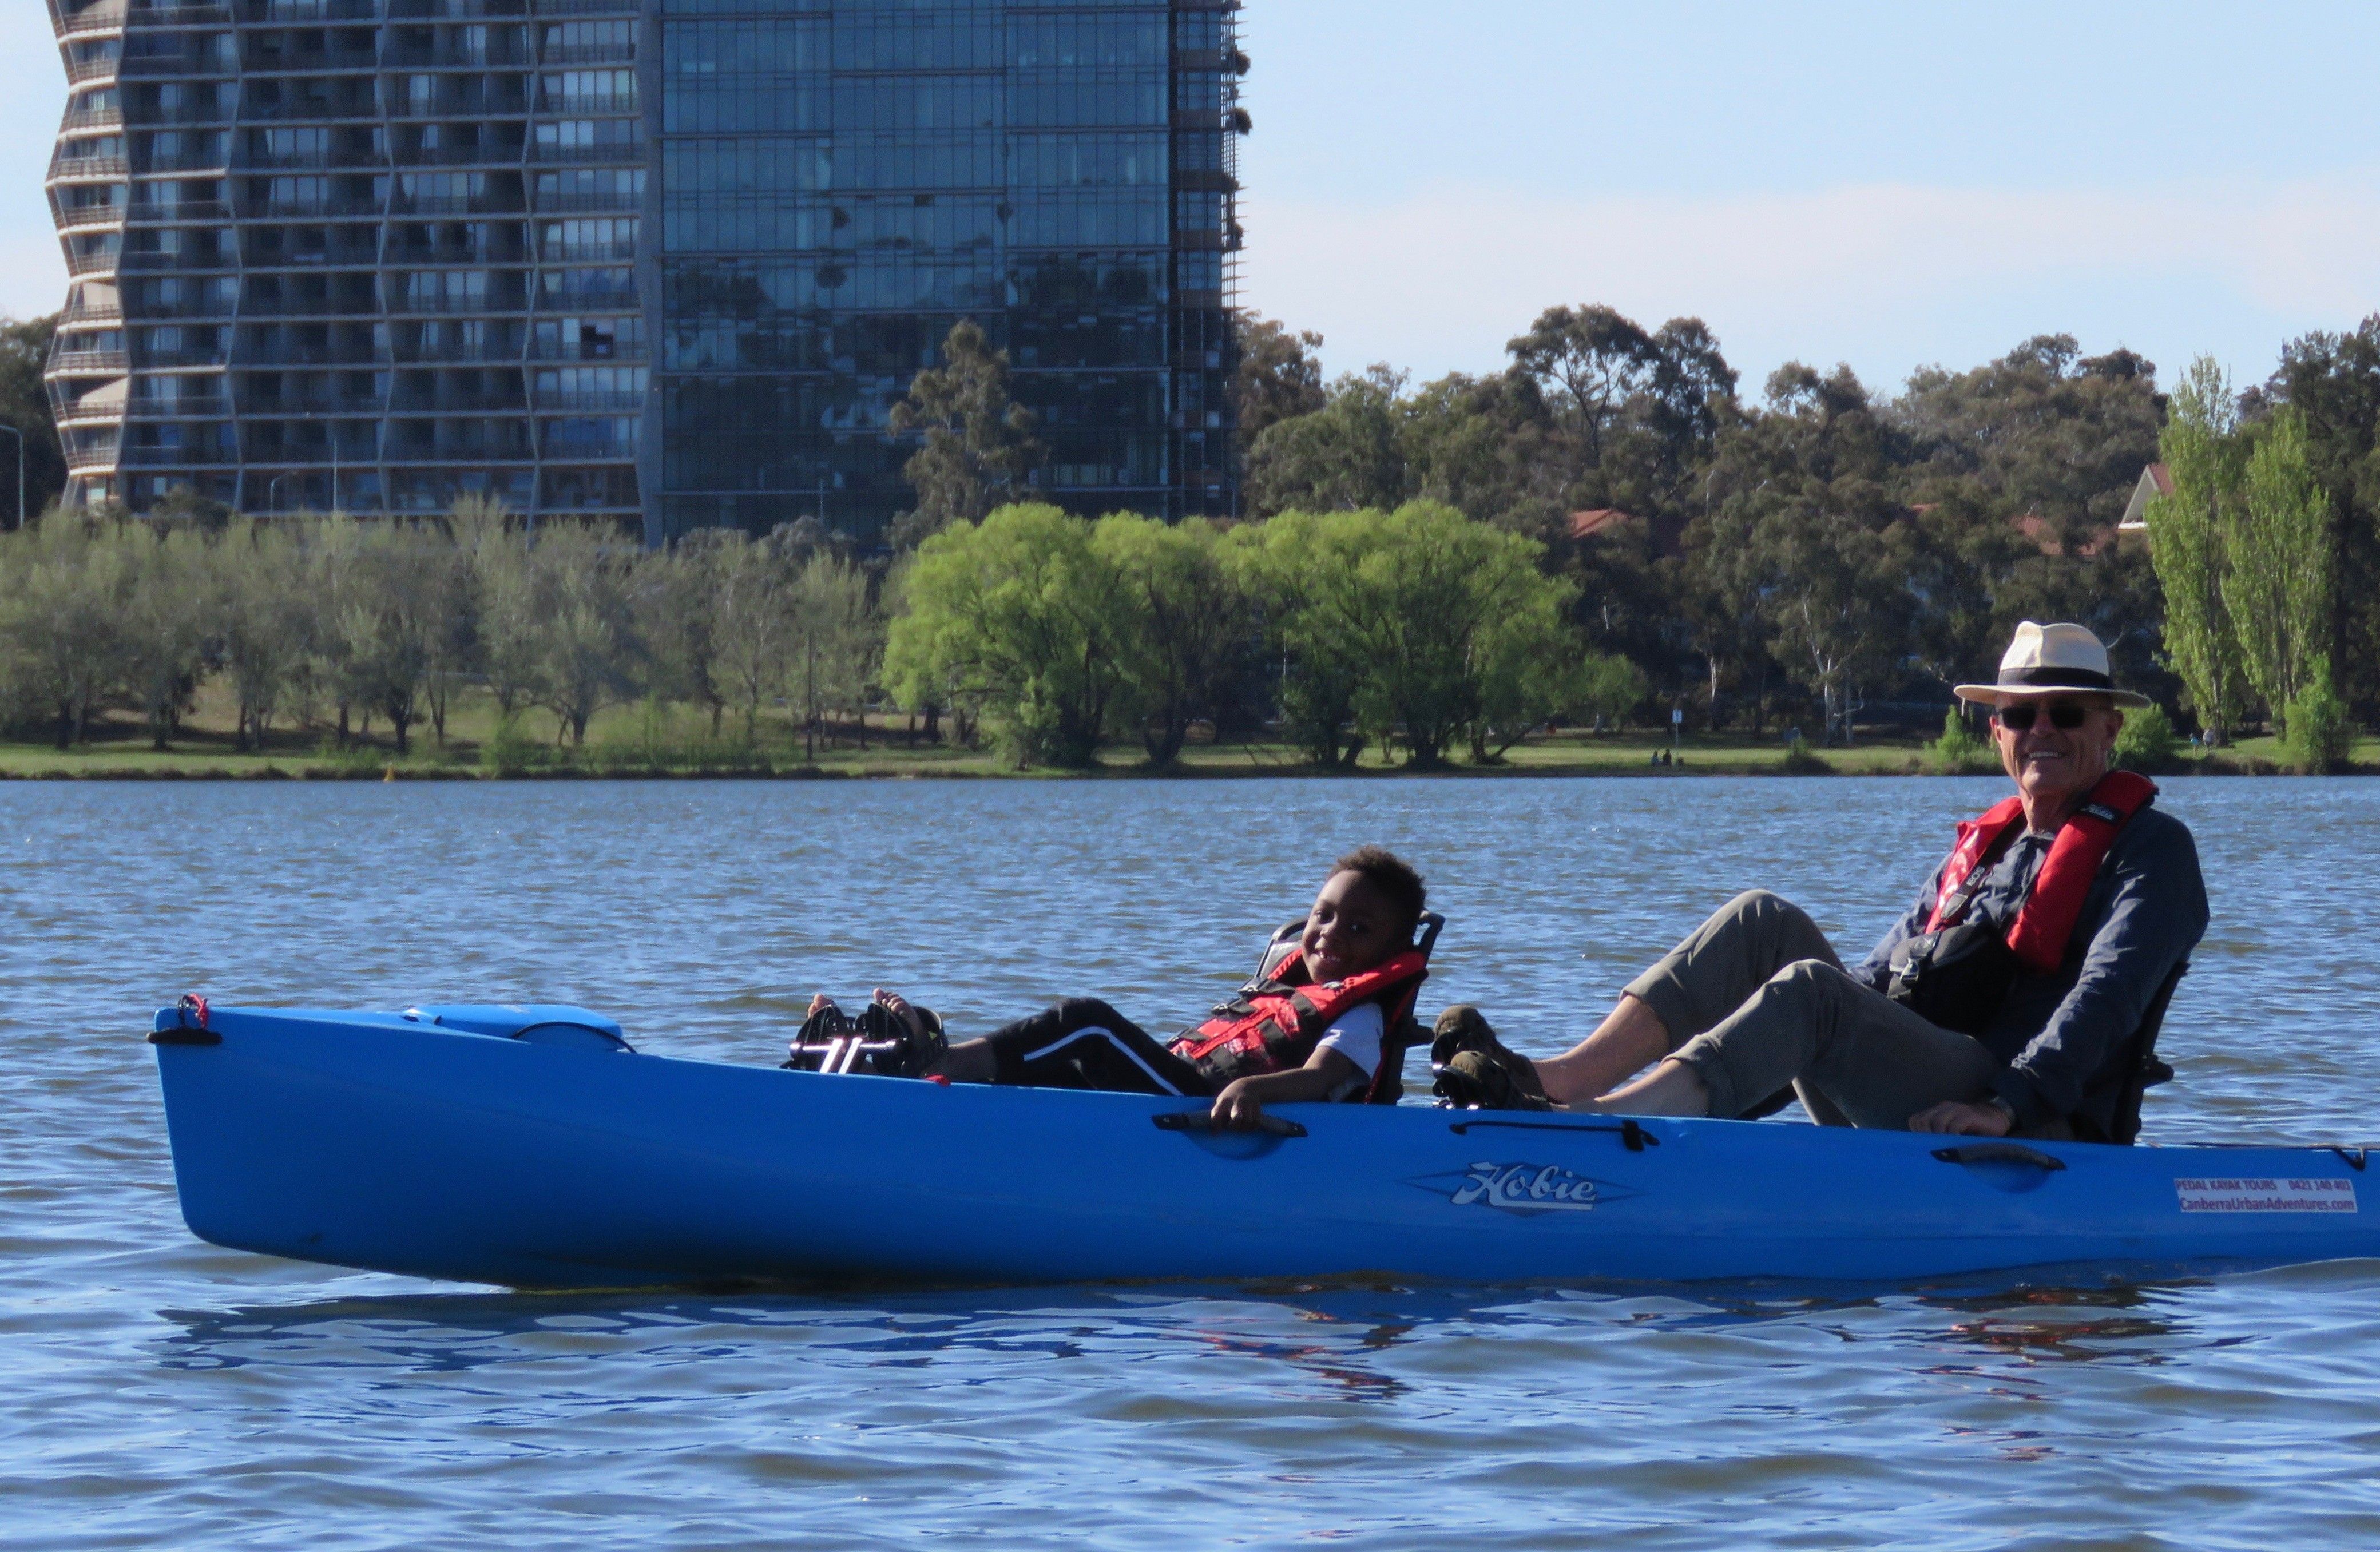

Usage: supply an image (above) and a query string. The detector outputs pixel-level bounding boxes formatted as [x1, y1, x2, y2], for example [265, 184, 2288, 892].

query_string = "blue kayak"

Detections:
[149, 1001, 2380, 1289]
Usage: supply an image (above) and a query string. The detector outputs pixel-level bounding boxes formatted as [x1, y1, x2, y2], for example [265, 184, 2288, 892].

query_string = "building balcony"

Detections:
[395, 342, 527, 363]
[64, 443, 121, 471]
[236, 344, 392, 366]
[538, 240, 636, 263]
[62, 106, 125, 133]
[536, 42, 634, 65]
[121, 48, 236, 79]
[535, 389, 641, 412]
[61, 303, 125, 327]
[245, 0, 384, 19]
[529, 189, 638, 214]
[239, 299, 387, 320]
[65, 54, 121, 85]
[128, 4, 234, 25]
[390, 393, 526, 414]
[128, 200, 234, 224]
[129, 104, 235, 127]
[129, 298, 240, 320]
[529, 141, 640, 164]
[120, 248, 239, 273]
[392, 143, 530, 168]
[58, 396, 129, 427]
[49, 349, 132, 374]
[141, 151, 233, 174]
[239, 47, 383, 74]
[54, 5, 129, 41]
[395, 195, 526, 217]
[120, 444, 235, 467]
[65, 249, 124, 277]
[141, 348, 232, 368]
[55, 211, 129, 241]
[239, 148, 390, 172]
[382, 46, 533, 70]
[241, 397, 384, 416]
[540, 93, 637, 115]
[389, 0, 528, 14]
[531, 0, 638, 14]
[390, 294, 532, 314]
[49, 153, 131, 181]
[247, 197, 388, 220]
[128, 394, 233, 418]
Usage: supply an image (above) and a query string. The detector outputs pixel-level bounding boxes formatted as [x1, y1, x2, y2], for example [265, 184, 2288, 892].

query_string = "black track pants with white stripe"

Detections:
[982, 998, 1216, 1097]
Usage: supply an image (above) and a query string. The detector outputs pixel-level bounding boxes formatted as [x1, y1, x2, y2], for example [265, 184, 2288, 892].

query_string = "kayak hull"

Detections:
[151, 1006, 2380, 1289]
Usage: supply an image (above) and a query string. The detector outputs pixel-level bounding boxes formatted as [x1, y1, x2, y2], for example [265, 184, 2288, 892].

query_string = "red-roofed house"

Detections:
[2119, 463, 2173, 532]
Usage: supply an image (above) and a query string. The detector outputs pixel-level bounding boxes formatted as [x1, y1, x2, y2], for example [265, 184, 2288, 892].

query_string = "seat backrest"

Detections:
[1364, 911, 1445, 1104]
[1244, 911, 1445, 1105]
[2093, 959, 2188, 1145]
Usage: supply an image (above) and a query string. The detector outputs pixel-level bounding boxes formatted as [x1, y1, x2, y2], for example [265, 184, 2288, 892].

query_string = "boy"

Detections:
[802, 847, 1430, 1130]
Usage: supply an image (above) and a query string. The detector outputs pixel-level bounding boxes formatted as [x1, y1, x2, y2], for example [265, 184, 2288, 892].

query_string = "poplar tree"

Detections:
[2227, 408, 2335, 733]
[2144, 357, 2248, 743]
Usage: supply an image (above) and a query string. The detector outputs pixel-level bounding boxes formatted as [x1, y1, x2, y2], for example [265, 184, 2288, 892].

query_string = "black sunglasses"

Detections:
[1995, 702, 2092, 732]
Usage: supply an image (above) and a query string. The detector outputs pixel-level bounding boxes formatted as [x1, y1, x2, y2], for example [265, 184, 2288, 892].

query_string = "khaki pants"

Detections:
[1622, 890, 2024, 1132]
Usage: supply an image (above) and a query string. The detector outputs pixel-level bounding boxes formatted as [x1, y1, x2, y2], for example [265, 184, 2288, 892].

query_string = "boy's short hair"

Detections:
[1333, 846, 1427, 942]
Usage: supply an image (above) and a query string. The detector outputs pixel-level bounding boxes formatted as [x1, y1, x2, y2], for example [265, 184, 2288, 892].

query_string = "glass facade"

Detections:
[653, 0, 1240, 540]
[44, 0, 1240, 541]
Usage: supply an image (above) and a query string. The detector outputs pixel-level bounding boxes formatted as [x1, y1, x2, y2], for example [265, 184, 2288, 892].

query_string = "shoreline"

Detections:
[2, 753, 2366, 781]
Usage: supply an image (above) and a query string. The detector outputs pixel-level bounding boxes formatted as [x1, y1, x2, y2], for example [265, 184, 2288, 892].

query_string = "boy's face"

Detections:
[1300, 870, 1406, 984]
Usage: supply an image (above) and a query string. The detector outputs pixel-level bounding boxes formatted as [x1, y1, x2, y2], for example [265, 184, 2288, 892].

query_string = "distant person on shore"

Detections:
[1437, 622, 2208, 1142]
[799, 847, 1435, 1130]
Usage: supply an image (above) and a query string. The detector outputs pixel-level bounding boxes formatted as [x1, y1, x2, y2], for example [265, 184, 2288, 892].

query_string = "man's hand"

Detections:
[1909, 1098, 2014, 1136]
[1209, 1078, 1269, 1131]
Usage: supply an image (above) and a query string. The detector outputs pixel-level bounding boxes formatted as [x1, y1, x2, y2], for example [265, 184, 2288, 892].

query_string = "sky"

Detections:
[6, 1, 2377, 400]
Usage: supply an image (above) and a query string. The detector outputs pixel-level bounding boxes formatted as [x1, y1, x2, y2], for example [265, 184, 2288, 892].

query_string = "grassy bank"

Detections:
[3, 682, 2373, 779]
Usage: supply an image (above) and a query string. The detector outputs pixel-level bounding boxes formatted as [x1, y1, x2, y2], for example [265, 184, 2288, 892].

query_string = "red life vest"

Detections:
[1169, 944, 1430, 1095]
[1926, 770, 2158, 971]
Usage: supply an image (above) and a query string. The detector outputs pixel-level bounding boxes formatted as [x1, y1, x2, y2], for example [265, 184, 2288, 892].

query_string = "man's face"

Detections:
[1300, 870, 1403, 983]
[1993, 694, 2124, 815]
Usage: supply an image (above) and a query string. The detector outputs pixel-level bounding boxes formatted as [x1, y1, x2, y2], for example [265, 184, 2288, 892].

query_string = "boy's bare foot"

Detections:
[871, 987, 927, 1042]
[806, 993, 838, 1019]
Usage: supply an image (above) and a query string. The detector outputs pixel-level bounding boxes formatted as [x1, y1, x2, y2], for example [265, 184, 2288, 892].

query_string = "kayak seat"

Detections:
[403, 1004, 636, 1054]
[1248, 910, 1445, 1106]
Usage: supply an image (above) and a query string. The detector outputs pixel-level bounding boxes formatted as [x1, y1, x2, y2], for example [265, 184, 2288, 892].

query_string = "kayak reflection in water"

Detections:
[1437, 621, 2209, 1144]
[799, 847, 1437, 1132]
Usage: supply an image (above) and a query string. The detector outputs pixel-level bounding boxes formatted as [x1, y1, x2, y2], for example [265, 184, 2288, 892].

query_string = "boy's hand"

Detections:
[1209, 1079, 1269, 1131]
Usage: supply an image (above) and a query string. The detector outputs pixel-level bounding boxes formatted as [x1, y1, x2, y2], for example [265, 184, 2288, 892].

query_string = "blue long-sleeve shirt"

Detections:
[1854, 804, 2209, 1133]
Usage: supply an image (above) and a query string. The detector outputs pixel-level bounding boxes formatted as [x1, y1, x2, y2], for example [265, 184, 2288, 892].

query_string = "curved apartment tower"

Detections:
[43, 0, 1239, 539]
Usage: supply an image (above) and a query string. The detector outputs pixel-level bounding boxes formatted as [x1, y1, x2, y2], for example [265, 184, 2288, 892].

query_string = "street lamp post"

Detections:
[268, 473, 296, 514]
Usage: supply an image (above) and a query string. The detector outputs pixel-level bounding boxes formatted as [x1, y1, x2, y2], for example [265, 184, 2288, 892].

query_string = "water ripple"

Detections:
[4, 778, 2379, 1549]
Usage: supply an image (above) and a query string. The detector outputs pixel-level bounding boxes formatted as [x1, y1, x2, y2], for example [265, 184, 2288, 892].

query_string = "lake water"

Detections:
[6, 776, 2380, 1549]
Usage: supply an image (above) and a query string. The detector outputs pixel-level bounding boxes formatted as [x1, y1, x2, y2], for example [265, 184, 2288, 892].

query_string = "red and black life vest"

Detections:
[1926, 769, 2159, 969]
[1168, 941, 1430, 1096]
[1887, 770, 2157, 1035]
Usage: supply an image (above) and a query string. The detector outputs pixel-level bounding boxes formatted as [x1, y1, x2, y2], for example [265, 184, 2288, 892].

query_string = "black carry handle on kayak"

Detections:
[1931, 1142, 2066, 1171]
[1154, 1110, 1308, 1139]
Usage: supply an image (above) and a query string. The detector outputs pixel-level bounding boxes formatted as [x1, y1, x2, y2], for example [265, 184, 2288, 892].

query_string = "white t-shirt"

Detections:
[1314, 1002, 1386, 1079]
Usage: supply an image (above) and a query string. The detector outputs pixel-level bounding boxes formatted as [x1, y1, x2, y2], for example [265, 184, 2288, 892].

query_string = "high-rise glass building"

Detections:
[42, 0, 1242, 542]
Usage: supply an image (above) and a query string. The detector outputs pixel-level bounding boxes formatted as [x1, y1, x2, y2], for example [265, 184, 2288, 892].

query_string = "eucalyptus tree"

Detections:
[886, 320, 1043, 549]
[0, 513, 136, 745]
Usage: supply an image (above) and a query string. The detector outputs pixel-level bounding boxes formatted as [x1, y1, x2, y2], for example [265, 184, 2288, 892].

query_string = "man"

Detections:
[1438, 622, 2208, 1141]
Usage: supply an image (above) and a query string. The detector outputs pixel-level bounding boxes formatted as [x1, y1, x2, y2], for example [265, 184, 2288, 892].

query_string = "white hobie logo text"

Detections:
[1451, 1162, 1600, 1213]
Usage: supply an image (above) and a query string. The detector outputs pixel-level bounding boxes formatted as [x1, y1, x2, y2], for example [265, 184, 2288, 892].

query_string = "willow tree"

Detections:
[2144, 356, 2247, 743]
[2227, 407, 2335, 733]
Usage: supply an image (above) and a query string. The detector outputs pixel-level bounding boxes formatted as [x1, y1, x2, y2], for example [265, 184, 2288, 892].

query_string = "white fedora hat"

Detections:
[1953, 621, 2152, 709]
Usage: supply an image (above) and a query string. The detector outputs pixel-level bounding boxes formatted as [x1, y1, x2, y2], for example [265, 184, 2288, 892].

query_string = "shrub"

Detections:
[1925, 706, 1994, 774]
[479, 711, 552, 776]
[2112, 702, 2182, 773]
[2280, 670, 2355, 773]
[1781, 735, 1834, 775]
